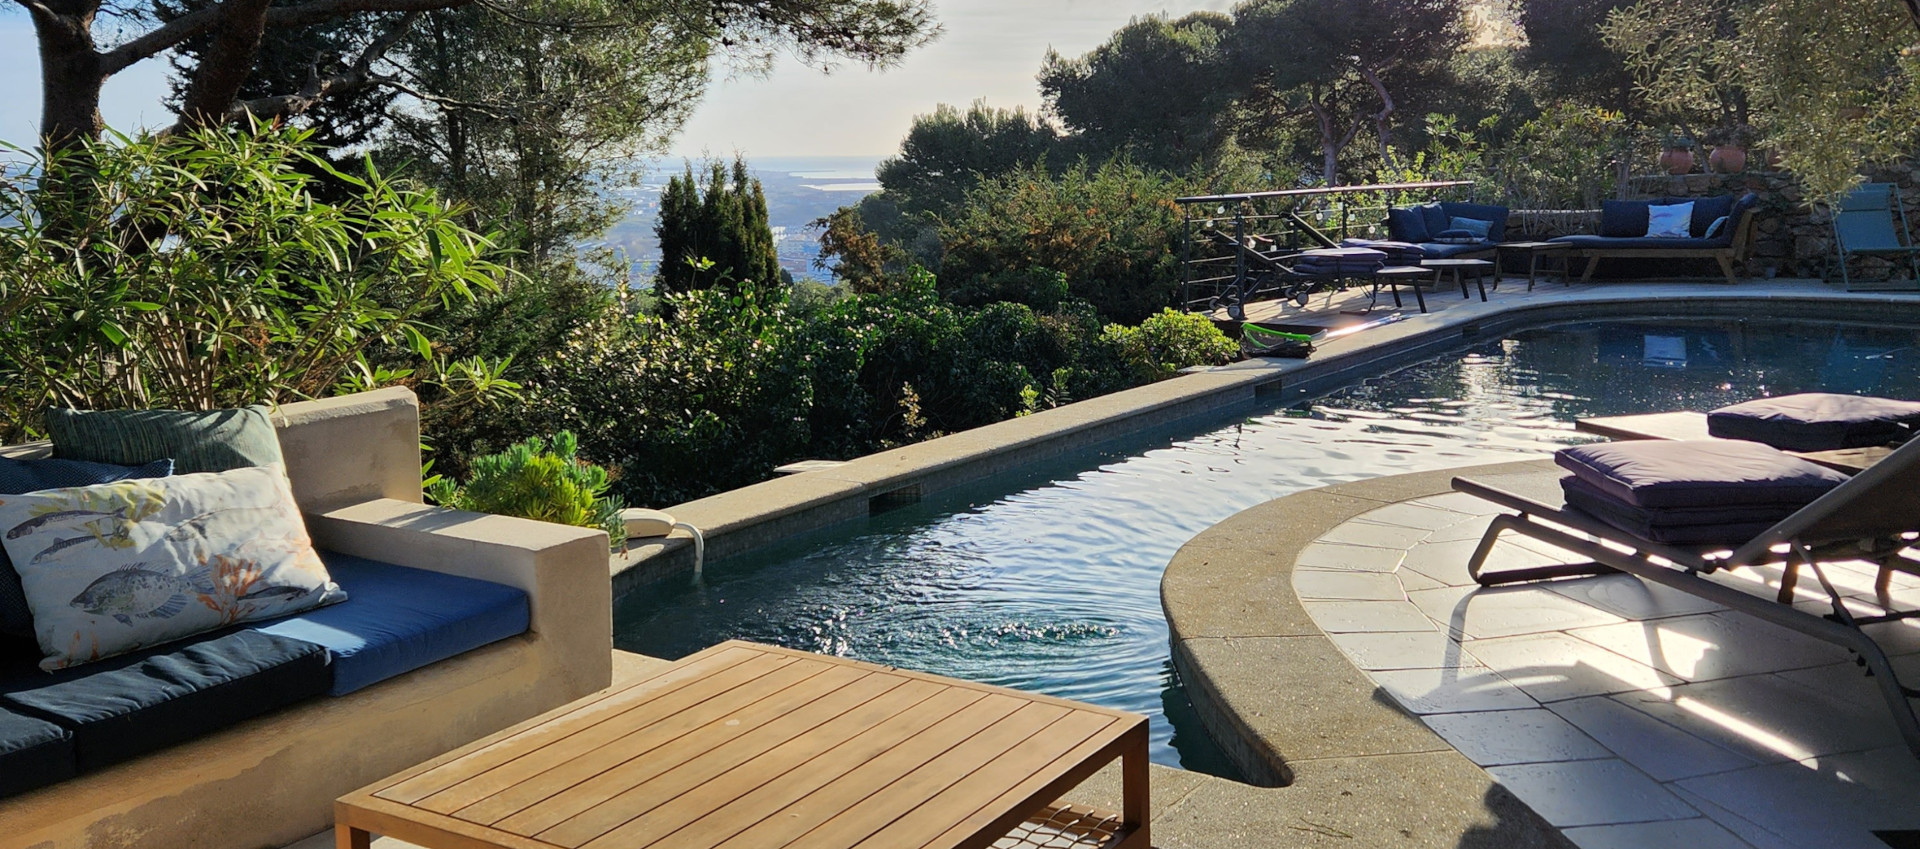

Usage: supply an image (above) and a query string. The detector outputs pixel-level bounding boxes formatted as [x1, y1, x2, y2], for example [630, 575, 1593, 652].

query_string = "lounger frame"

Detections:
[1452, 439, 1920, 757]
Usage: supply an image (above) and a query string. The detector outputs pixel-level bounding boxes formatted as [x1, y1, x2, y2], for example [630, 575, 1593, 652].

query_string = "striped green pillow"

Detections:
[47, 406, 283, 475]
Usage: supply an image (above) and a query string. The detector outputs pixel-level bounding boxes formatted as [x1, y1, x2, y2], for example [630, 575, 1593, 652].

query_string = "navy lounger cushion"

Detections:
[254, 554, 529, 695]
[1674, 194, 1735, 238]
[0, 706, 75, 798]
[1443, 202, 1508, 242]
[1416, 242, 1491, 259]
[1549, 234, 1731, 251]
[0, 457, 173, 640]
[0, 629, 328, 772]
[1560, 476, 1793, 545]
[1708, 393, 1920, 451]
[1555, 440, 1847, 509]
[1599, 200, 1651, 238]
[1415, 203, 1451, 241]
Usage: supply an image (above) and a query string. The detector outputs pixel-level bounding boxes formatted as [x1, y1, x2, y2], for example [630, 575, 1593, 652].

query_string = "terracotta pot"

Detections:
[1659, 147, 1695, 175]
[1709, 145, 1747, 174]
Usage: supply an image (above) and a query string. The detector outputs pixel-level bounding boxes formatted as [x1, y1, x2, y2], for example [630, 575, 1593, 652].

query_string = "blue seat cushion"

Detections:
[1599, 200, 1651, 237]
[0, 629, 328, 772]
[1561, 476, 1791, 546]
[1555, 440, 1847, 510]
[1414, 203, 1451, 241]
[254, 554, 529, 695]
[1549, 234, 1732, 251]
[1416, 241, 1493, 259]
[0, 456, 174, 639]
[1671, 195, 1735, 238]
[0, 705, 75, 798]
[1708, 393, 1920, 451]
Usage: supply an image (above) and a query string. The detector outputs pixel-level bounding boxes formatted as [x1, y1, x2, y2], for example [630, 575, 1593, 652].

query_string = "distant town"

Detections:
[600, 155, 882, 283]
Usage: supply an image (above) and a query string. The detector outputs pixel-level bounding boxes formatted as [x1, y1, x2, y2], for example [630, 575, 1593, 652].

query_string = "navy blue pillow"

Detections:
[1414, 203, 1451, 242]
[1599, 200, 1651, 238]
[1386, 207, 1431, 243]
[0, 456, 174, 639]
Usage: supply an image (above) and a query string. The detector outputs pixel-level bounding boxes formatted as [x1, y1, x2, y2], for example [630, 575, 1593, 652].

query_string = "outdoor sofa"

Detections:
[1382, 200, 1512, 259]
[1550, 193, 1760, 285]
[0, 387, 614, 849]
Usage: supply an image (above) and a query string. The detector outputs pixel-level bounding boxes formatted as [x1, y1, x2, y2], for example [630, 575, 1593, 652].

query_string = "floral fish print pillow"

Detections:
[0, 463, 345, 670]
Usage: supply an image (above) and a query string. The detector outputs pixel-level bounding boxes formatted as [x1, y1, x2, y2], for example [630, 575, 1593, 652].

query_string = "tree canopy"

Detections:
[1038, 12, 1235, 173]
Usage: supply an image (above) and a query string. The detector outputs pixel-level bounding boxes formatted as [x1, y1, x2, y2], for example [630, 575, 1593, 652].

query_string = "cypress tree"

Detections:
[654, 156, 781, 297]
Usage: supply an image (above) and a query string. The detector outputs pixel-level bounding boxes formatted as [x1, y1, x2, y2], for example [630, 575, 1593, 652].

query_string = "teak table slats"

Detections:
[336, 641, 1149, 849]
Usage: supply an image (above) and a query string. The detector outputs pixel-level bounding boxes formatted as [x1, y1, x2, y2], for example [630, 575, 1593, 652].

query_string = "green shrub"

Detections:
[0, 125, 506, 442]
[427, 432, 627, 550]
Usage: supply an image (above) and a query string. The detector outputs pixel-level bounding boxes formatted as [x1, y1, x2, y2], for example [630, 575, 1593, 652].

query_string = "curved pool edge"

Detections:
[1160, 460, 1575, 833]
[618, 280, 1920, 596]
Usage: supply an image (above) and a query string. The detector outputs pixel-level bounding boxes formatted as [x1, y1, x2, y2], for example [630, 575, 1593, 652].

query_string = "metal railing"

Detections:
[1177, 180, 1477, 316]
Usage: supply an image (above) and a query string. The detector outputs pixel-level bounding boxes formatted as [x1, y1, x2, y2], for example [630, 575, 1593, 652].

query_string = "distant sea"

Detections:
[597, 155, 884, 283]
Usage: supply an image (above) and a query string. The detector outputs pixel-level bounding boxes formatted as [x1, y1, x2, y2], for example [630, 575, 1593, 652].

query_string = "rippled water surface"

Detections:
[614, 318, 1920, 778]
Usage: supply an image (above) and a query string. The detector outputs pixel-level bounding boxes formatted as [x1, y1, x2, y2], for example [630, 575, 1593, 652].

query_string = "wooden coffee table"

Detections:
[335, 641, 1149, 849]
[1494, 241, 1573, 290]
[1421, 258, 1496, 302]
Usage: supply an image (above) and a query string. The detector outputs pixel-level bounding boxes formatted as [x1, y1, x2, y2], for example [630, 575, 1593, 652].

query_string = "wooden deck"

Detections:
[335, 641, 1149, 849]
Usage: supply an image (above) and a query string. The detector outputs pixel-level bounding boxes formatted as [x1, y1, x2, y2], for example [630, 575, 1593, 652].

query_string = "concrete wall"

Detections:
[1, 389, 613, 849]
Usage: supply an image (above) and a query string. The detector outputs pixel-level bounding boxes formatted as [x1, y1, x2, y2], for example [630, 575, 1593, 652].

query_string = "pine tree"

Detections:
[654, 157, 782, 296]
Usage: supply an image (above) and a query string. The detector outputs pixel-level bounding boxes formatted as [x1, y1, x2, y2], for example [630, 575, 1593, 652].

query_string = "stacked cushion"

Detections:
[0, 457, 173, 640]
[1341, 238, 1425, 264]
[1292, 247, 1388, 276]
[1556, 440, 1849, 544]
[1707, 393, 1920, 451]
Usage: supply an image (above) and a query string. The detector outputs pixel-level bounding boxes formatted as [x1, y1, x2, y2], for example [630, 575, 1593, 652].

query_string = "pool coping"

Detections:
[614, 280, 1920, 597]
[1150, 460, 1599, 846]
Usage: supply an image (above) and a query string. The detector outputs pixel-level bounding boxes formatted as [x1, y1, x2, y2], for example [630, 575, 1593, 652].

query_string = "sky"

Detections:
[0, 1, 1233, 159]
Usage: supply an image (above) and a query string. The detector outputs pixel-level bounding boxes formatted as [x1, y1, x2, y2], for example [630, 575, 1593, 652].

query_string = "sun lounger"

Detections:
[1452, 436, 1920, 757]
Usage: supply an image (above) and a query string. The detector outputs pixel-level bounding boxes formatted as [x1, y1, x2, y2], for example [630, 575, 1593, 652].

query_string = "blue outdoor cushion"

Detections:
[1414, 203, 1451, 241]
[1561, 476, 1793, 546]
[1549, 234, 1731, 250]
[1708, 393, 1920, 451]
[1672, 195, 1735, 238]
[1448, 216, 1493, 239]
[1599, 200, 1651, 238]
[253, 554, 529, 695]
[1441, 202, 1509, 242]
[1341, 238, 1425, 263]
[0, 629, 328, 772]
[0, 457, 173, 640]
[1416, 241, 1494, 259]
[1386, 207, 1431, 243]
[0, 705, 75, 798]
[1555, 440, 1847, 510]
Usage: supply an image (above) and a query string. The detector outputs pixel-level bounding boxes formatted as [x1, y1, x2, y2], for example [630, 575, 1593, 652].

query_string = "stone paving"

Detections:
[1297, 491, 1920, 849]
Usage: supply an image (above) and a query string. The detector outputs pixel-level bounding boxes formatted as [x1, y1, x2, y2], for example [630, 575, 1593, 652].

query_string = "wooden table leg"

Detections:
[1120, 724, 1150, 849]
[335, 825, 371, 849]
[1527, 251, 1540, 291]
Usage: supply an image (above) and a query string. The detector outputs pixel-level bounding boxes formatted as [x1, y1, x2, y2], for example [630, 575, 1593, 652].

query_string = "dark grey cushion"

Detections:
[1599, 200, 1650, 238]
[1341, 238, 1424, 264]
[1555, 440, 1848, 509]
[0, 705, 74, 799]
[0, 629, 328, 772]
[1386, 208, 1431, 243]
[1708, 393, 1920, 451]
[1671, 194, 1735, 238]
[1416, 242, 1494, 259]
[0, 457, 174, 640]
[1561, 476, 1792, 545]
[47, 406, 283, 475]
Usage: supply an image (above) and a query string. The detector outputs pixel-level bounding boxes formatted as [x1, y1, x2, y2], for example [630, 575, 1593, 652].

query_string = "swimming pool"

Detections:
[612, 318, 1920, 779]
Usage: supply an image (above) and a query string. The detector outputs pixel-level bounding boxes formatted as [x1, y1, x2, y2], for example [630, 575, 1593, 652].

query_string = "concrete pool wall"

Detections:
[614, 280, 1920, 598]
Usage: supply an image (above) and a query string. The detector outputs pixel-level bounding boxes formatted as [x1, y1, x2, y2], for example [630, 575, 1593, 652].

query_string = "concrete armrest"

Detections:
[304, 498, 613, 693]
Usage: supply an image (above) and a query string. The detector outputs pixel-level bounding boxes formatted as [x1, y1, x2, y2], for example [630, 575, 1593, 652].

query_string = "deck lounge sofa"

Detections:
[1383, 200, 1512, 259]
[0, 387, 613, 849]
[1550, 193, 1760, 285]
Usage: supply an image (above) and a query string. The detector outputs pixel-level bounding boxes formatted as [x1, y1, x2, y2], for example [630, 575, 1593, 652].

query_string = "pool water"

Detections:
[613, 318, 1920, 779]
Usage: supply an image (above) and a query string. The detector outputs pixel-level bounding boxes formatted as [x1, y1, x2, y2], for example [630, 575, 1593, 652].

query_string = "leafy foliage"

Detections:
[937, 159, 1186, 324]
[875, 101, 1063, 222]
[1039, 13, 1236, 172]
[427, 431, 627, 550]
[0, 125, 504, 443]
